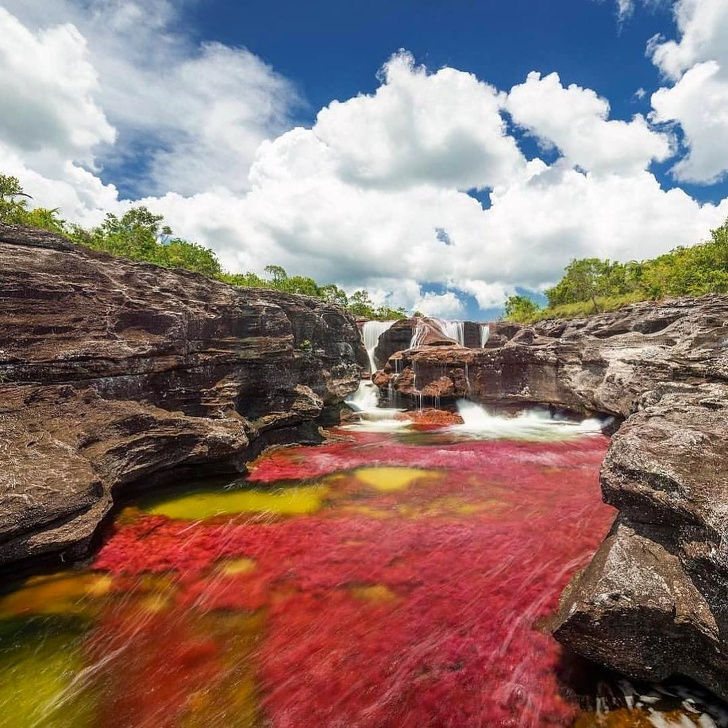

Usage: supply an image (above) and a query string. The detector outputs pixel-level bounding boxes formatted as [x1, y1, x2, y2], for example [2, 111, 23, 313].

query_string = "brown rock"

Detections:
[396, 408, 464, 426]
[0, 224, 365, 568]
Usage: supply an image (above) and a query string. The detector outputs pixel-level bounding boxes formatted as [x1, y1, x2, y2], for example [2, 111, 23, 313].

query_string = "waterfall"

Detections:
[480, 324, 490, 347]
[438, 319, 465, 346]
[361, 320, 396, 373]
[346, 319, 405, 425]
[409, 320, 426, 349]
[449, 400, 605, 440]
[347, 380, 381, 411]
[410, 319, 465, 348]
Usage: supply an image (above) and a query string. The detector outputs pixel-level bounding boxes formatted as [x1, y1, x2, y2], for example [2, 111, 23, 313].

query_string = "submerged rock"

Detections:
[0, 224, 365, 568]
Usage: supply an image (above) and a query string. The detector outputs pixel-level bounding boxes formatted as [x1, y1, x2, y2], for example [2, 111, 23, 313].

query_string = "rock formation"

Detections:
[373, 295, 728, 698]
[0, 224, 365, 568]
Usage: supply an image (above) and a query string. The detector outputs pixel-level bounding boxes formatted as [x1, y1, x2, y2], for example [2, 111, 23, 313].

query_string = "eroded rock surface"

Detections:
[0, 225, 364, 567]
[374, 296, 728, 697]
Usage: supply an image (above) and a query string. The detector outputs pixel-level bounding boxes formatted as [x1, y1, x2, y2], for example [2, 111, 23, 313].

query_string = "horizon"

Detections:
[1, 0, 727, 319]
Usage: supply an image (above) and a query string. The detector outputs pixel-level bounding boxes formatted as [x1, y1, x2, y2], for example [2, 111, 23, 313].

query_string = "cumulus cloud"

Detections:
[648, 0, 728, 184]
[413, 291, 466, 317]
[2, 4, 728, 319]
[0, 8, 114, 159]
[313, 51, 525, 191]
[3, 0, 297, 197]
[507, 71, 672, 175]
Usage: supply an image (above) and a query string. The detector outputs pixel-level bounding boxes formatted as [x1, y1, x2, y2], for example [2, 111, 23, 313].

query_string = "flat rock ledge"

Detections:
[374, 296, 728, 698]
[0, 225, 367, 569]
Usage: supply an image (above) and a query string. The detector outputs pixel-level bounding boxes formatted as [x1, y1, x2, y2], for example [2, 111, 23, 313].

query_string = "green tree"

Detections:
[264, 265, 288, 284]
[347, 290, 375, 317]
[546, 258, 611, 311]
[504, 294, 540, 321]
[0, 175, 65, 232]
[320, 284, 349, 308]
[0, 175, 31, 223]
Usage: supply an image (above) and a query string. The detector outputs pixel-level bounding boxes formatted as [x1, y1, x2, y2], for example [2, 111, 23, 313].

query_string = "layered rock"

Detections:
[373, 316, 489, 366]
[0, 225, 365, 567]
[374, 295, 728, 698]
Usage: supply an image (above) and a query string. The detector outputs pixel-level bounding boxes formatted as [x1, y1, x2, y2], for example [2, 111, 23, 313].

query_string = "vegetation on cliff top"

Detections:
[0, 174, 406, 321]
[5, 173, 727, 325]
[504, 218, 728, 323]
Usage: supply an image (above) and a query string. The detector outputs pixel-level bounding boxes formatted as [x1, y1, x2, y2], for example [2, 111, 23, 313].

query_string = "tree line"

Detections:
[505, 217, 728, 323]
[0, 174, 406, 321]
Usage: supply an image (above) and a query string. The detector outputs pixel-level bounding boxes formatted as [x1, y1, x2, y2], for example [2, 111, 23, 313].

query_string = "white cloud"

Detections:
[413, 291, 465, 318]
[0, 8, 114, 159]
[648, 0, 728, 184]
[3, 0, 297, 196]
[1, 5, 727, 318]
[648, 0, 728, 79]
[313, 51, 525, 191]
[454, 280, 515, 310]
[616, 0, 635, 22]
[507, 71, 673, 175]
[651, 60, 728, 183]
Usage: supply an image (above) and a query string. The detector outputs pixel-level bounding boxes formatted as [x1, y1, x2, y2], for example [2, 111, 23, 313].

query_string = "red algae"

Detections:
[87, 430, 616, 727]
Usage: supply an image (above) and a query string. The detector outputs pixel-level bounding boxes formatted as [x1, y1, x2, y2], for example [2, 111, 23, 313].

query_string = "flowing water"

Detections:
[1, 405, 725, 727]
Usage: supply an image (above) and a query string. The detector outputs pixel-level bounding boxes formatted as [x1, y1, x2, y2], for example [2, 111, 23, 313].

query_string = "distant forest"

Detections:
[504, 215, 728, 322]
[0, 174, 406, 321]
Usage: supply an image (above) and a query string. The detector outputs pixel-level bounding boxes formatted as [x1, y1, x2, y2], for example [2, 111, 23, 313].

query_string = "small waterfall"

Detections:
[346, 320, 405, 427]
[410, 318, 465, 348]
[437, 319, 465, 346]
[347, 380, 380, 411]
[361, 320, 396, 372]
[480, 324, 490, 347]
[409, 320, 427, 349]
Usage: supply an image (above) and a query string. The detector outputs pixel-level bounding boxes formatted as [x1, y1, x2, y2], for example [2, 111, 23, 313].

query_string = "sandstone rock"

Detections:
[0, 224, 365, 568]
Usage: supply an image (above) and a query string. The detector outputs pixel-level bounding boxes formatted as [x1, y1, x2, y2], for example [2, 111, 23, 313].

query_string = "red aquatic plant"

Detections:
[91, 431, 614, 727]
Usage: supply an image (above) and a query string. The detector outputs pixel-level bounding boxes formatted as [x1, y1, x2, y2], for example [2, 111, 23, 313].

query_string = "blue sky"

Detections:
[1, 0, 728, 320]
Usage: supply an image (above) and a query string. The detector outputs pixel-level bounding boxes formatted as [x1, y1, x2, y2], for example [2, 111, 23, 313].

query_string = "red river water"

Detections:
[0, 414, 724, 727]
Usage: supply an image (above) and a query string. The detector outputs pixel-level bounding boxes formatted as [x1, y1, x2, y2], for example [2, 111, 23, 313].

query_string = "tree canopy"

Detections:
[505, 217, 728, 322]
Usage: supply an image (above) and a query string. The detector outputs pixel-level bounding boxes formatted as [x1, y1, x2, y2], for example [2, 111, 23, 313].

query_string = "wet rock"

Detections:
[396, 408, 464, 426]
[0, 225, 365, 568]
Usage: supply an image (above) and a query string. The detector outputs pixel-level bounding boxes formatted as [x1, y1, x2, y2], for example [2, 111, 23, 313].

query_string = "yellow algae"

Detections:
[0, 572, 113, 618]
[0, 619, 98, 728]
[216, 557, 257, 576]
[342, 504, 395, 519]
[354, 467, 439, 492]
[350, 584, 398, 603]
[84, 573, 114, 597]
[138, 592, 172, 614]
[144, 484, 329, 520]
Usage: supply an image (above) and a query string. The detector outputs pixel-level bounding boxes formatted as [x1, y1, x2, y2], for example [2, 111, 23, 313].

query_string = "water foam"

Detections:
[449, 400, 606, 441]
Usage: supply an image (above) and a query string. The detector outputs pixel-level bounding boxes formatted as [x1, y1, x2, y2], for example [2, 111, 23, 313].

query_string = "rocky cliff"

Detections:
[373, 297, 728, 699]
[0, 224, 365, 568]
